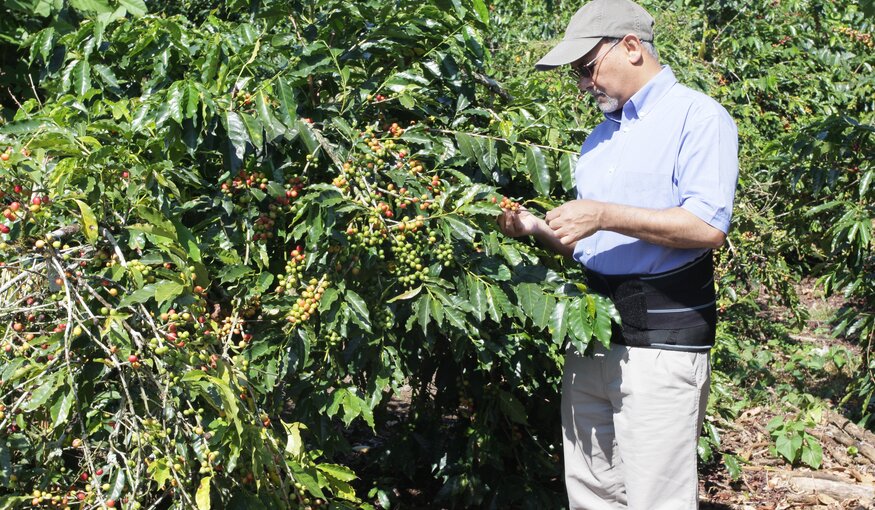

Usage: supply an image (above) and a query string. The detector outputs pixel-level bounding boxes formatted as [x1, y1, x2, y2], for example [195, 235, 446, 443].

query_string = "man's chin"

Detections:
[596, 96, 620, 113]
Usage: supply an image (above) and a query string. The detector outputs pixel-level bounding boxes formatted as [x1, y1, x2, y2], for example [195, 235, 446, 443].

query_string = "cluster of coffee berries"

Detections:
[240, 295, 261, 319]
[405, 158, 424, 175]
[0, 146, 25, 162]
[235, 90, 254, 110]
[837, 25, 874, 48]
[127, 259, 156, 284]
[372, 306, 394, 330]
[284, 176, 305, 199]
[435, 242, 454, 266]
[158, 308, 203, 349]
[221, 170, 268, 197]
[456, 378, 475, 418]
[393, 215, 425, 233]
[773, 35, 792, 47]
[382, 184, 430, 214]
[252, 213, 276, 242]
[155, 320, 184, 352]
[498, 196, 520, 211]
[262, 176, 306, 218]
[347, 129, 402, 170]
[331, 175, 348, 189]
[388, 122, 404, 137]
[345, 221, 388, 249]
[389, 235, 429, 287]
[27, 485, 113, 509]
[1, 186, 49, 225]
[0, 199, 20, 235]
[366, 135, 387, 156]
[215, 316, 253, 349]
[427, 174, 442, 193]
[2, 200, 21, 221]
[276, 246, 306, 293]
[287, 278, 330, 325]
[188, 351, 222, 372]
[374, 201, 395, 218]
[324, 330, 343, 350]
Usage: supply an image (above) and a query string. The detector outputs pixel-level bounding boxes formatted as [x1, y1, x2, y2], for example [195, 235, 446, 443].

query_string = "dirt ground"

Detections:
[699, 406, 875, 510]
[699, 283, 875, 510]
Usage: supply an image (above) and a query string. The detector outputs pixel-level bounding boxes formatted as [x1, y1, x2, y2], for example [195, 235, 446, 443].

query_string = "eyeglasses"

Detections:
[568, 39, 622, 81]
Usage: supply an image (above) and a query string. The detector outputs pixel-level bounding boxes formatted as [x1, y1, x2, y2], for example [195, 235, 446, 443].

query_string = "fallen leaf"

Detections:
[816, 492, 838, 505]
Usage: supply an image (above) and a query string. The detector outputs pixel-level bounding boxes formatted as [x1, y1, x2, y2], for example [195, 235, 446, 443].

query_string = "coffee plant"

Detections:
[706, 0, 873, 426]
[0, 0, 617, 508]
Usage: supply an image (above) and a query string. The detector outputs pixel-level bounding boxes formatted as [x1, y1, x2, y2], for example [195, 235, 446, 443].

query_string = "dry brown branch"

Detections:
[788, 475, 875, 507]
[47, 223, 81, 239]
[788, 333, 829, 344]
[828, 428, 875, 465]
[831, 444, 857, 468]
[827, 409, 875, 448]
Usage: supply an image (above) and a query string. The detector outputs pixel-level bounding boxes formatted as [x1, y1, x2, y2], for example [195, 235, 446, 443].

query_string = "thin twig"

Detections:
[27, 74, 42, 108]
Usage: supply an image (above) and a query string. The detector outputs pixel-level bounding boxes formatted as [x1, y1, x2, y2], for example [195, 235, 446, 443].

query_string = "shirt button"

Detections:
[622, 126, 630, 133]
[608, 167, 615, 173]
[585, 249, 593, 255]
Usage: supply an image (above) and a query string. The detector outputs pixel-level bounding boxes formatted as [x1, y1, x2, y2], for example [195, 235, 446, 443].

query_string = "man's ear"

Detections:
[623, 35, 645, 65]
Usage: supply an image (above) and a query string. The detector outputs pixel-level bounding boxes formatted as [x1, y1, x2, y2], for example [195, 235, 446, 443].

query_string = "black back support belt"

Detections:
[584, 251, 717, 350]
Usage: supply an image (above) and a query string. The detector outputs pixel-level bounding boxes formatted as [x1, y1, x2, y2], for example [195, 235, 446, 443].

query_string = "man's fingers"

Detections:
[554, 225, 580, 245]
[496, 212, 509, 232]
[547, 216, 563, 232]
[497, 210, 522, 236]
[503, 214, 516, 233]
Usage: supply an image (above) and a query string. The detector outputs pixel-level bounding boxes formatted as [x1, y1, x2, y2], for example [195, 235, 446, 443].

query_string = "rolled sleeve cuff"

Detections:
[681, 199, 731, 234]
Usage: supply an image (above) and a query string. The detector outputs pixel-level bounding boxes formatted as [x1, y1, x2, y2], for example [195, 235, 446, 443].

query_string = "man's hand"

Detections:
[497, 208, 543, 238]
[545, 199, 604, 247]
[497, 207, 575, 258]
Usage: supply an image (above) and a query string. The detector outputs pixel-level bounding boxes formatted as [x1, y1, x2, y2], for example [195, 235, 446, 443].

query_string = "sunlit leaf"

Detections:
[196, 476, 211, 510]
[525, 145, 551, 196]
[73, 199, 99, 243]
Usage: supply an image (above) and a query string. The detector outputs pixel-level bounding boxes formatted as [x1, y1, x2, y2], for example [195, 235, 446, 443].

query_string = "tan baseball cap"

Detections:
[534, 0, 655, 71]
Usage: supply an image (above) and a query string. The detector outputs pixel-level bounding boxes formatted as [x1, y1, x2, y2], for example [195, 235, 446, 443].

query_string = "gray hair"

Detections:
[606, 37, 659, 62]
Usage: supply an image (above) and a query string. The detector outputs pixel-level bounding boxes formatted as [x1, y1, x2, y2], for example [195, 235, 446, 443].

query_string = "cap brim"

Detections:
[534, 37, 601, 71]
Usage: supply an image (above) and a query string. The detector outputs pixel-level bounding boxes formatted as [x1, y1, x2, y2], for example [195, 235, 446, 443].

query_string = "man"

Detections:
[497, 0, 738, 509]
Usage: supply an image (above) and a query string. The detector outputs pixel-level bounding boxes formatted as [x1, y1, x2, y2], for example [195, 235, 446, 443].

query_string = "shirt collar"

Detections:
[604, 65, 678, 124]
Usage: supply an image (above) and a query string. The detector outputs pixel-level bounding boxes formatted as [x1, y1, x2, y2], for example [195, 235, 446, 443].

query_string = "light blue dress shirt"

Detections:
[572, 66, 739, 275]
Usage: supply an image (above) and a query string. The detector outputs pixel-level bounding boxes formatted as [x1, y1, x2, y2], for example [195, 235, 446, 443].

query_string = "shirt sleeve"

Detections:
[675, 106, 739, 234]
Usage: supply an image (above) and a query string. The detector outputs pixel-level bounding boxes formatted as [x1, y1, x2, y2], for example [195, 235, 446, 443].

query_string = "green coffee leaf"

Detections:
[72, 60, 91, 96]
[196, 476, 211, 510]
[74, 199, 99, 243]
[153, 280, 185, 305]
[525, 145, 551, 196]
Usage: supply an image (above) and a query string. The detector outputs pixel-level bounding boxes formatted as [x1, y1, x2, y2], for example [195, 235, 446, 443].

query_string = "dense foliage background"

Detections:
[0, 0, 872, 508]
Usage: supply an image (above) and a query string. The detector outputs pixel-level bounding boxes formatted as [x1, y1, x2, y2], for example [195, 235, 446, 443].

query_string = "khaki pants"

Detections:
[561, 343, 710, 510]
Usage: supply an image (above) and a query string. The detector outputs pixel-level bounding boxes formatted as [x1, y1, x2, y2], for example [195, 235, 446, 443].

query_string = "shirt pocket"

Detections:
[619, 171, 674, 208]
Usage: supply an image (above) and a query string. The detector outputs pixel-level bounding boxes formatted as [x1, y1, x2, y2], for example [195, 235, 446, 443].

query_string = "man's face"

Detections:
[571, 39, 623, 113]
